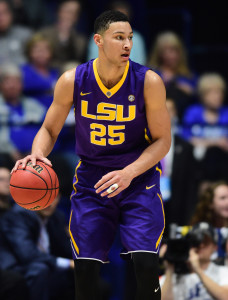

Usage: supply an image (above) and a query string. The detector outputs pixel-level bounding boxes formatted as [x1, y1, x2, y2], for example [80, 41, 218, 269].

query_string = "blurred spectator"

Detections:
[161, 97, 198, 226]
[7, 0, 50, 29]
[191, 181, 228, 228]
[166, 86, 194, 123]
[0, 0, 32, 66]
[182, 73, 228, 180]
[0, 166, 12, 217]
[190, 181, 228, 262]
[0, 165, 29, 300]
[0, 195, 75, 300]
[148, 31, 198, 96]
[160, 223, 228, 300]
[87, 0, 147, 64]
[39, 0, 87, 67]
[21, 33, 59, 109]
[0, 64, 45, 161]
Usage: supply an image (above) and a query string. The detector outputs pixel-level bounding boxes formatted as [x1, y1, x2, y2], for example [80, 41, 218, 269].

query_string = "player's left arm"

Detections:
[126, 70, 171, 175]
[95, 71, 171, 198]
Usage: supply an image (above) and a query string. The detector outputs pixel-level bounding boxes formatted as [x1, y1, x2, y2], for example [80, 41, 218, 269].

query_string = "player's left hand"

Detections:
[94, 169, 134, 198]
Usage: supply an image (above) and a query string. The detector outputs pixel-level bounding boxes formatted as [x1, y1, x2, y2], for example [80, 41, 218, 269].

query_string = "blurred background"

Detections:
[0, 0, 228, 300]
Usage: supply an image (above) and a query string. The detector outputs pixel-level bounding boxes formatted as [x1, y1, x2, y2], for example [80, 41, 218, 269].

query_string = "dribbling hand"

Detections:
[11, 153, 52, 174]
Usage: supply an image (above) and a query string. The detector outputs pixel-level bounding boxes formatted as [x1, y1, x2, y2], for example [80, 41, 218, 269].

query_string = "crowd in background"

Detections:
[0, 0, 228, 299]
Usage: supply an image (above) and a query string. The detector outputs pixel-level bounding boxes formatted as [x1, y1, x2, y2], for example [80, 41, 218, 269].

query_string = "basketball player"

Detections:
[12, 10, 171, 300]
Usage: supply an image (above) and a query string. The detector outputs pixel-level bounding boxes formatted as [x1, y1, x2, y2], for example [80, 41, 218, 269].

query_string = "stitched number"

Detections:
[108, 125, 125, 145]
[90, 123, 125, 146]
[90, 123, 106, 146]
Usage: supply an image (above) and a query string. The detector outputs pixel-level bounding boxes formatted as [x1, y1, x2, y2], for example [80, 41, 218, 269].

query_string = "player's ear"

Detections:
[94, 33, 103, 48]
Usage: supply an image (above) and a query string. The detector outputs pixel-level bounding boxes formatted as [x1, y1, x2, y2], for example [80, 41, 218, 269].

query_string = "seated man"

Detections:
[0, 194, 75, 300]
[160, 223, 228, 300]
[0, 165, 29, 300]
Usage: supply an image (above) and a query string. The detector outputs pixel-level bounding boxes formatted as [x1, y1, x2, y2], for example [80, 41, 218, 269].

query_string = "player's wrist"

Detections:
[123, 165, 138, 180]
[31, 150, 45, 158]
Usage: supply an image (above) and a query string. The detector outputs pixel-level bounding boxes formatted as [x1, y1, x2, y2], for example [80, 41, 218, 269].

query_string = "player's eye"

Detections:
[129, 36, 133, 40]
[116, 35, 123, 40]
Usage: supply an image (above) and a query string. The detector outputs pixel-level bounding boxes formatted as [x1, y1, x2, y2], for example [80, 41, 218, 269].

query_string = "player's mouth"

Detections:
[121, 53, 130, 60]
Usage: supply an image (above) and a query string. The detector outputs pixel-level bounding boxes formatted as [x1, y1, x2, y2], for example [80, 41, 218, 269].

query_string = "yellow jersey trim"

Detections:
[156, 166, 162, 176]
[156, 193, 165, 249]
[144, 128, 152, 144]
[93, 58, 129, 98]
[69, 210, 79, 255]
[70, 159, 82, 200]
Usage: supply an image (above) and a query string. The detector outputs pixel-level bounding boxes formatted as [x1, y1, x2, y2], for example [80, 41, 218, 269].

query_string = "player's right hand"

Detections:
[11, 154, 52, 173]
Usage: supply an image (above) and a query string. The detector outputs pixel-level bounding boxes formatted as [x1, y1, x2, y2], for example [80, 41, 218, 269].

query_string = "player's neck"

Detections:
[96, 58, 127, 89]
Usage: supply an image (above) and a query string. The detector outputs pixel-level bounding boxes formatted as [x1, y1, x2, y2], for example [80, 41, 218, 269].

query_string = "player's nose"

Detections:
[123, 38, 131, 50]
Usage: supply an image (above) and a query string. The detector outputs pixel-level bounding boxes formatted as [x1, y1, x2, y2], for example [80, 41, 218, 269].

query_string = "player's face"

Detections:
[100, 21, 133, 66]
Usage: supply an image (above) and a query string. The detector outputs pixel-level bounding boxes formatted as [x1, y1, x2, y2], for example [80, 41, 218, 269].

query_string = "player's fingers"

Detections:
[107, 186, 123, 198]
[99, 180, 120, 196]
[94, 171, 116, 189]
[11, 160, 22, 173]
[21, 156, 31, 169]
[39, 157, 52, 167]
[31, 156, 37, 166]
[96, 178, 117, 194]
[102, 182, 122, 197]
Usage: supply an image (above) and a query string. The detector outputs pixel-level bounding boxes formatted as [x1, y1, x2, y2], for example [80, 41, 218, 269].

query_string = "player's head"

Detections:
[94, 10, 129, 35]
[94, 10, 133, 65]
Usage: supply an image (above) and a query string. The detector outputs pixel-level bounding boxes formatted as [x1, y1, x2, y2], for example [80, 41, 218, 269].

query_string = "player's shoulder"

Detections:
[143, 70, 165, 95]
[130, 59, 149, 76]
[55, 67, 77, 92]
[59, 60, 93, 84]
[145, 69, 164, 86]
[130, 60, 164, 87]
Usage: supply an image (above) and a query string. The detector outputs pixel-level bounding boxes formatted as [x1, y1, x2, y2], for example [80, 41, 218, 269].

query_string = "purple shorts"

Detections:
[69, 160, 165, 263]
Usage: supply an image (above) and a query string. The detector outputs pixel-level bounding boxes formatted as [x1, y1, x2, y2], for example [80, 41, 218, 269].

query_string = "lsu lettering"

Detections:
[81, 101, 136, 122]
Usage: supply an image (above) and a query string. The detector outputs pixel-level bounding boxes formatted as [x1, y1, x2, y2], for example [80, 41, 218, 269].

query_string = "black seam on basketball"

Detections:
[14, 187, 49, 205]
[39, 162, 53, 188]
[10, 184, 59, 190]
[38, 162, 54, 208]
[16, 168, 48, 189]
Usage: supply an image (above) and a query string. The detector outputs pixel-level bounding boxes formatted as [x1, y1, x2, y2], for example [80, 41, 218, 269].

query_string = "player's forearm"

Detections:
[31, 126, 57, 157]
[124, 137, 170, 179]
[196, 269, 228, 300]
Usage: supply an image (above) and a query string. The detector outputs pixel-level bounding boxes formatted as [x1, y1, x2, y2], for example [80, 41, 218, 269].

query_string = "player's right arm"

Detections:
[11, 68, 76, 172]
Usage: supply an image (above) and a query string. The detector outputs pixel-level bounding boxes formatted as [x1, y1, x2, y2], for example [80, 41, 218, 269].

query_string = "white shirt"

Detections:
[160, 262, 228, 300]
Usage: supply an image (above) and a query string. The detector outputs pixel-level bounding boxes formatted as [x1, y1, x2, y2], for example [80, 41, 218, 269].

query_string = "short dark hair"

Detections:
[94, 10, 129, 34]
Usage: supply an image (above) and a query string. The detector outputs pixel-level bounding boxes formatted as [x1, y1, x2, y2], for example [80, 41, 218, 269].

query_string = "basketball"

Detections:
[10, 161, 59, 210]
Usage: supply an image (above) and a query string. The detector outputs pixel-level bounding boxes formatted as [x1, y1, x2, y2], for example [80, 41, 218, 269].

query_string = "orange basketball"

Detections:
[10, 161, 59, 210]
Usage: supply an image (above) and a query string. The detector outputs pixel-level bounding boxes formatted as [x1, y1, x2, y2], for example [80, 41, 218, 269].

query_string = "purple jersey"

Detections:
[73, 59, 150, 168]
